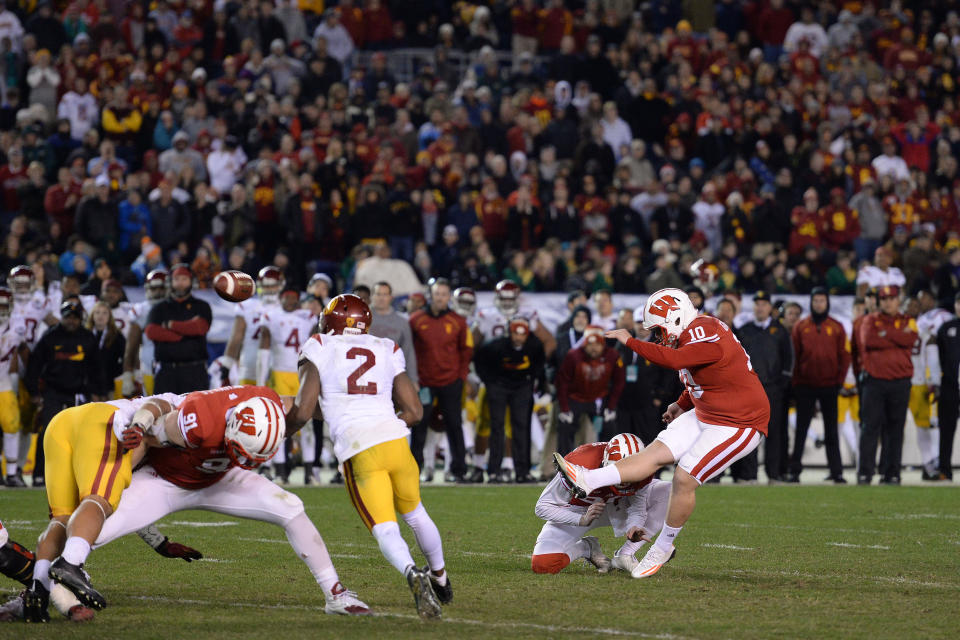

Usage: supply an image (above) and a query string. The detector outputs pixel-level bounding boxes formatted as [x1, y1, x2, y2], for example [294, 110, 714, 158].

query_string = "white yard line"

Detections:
[826, 542, 890, 550]
[127, 595, 693, 639]
[879, 513, 960, 521]
[167, 521, 239, 527]
[730, 568, 955, 589]
[197, 558, 234, 563]
[700, 543, 755, 551]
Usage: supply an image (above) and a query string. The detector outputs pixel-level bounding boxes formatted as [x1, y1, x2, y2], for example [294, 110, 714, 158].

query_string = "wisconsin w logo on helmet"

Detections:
[647, 294, 680, 320]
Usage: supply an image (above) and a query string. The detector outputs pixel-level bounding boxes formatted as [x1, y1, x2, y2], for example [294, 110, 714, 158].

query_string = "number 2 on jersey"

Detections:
[346, 347, 377, 395]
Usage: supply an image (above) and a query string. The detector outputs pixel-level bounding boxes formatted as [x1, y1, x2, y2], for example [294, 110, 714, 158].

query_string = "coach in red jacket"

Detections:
[790, 287, 850, 483]
[555, 326, 625, 455]
[409, 278, 474, 481]
[857, 285, 916, 485]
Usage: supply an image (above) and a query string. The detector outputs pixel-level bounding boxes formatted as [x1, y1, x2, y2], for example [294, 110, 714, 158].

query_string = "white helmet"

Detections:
[603, 433, 645, 496]
[223, 397, 285, 469]
[642, 288, 697, 346]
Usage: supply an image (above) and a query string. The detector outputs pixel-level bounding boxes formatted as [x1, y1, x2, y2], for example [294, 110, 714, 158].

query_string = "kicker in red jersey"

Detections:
[626, 315, 770, 433]
[147, 385, 283, 489]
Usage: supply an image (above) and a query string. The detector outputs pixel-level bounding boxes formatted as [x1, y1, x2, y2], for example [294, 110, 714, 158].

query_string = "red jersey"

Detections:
[555, 346, 625, 411]
[625, 316, 770, 433]
[857, 312, 916, 380]
[148, 385, 282, 489]
[562, 443, 650, 506]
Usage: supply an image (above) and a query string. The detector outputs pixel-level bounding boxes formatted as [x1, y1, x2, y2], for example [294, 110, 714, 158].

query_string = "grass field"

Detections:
[2, 483, 959, 639]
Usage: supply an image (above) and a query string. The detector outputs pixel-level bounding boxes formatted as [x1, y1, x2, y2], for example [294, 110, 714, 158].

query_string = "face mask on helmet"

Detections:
[8, 267, 34, 302]
[223, 397, 284, 470]
[602, 433, 645, 496]
[495, 292, 519, 316]
[258, 268, 285, 304]
[451, 288, 477, 317]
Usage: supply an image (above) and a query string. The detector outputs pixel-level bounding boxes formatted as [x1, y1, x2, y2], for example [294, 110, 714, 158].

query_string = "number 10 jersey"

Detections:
[300, 332, 409, 462]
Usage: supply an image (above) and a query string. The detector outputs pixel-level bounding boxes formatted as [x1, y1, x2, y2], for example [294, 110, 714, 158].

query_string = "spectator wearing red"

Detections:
[363, 0, 392, 49]
[790, 287, 850, 483]
[788, 188, 822, 256]
[0, 147, 27, 215]
[756, 0, 795, 61]
[890, 115, 940, 174]
[511, 0, 540, 55]
[820, 187, 860, 251]
[555, 326, 625, 455]
[666, 21, 703, 73]
[539, 0, 573, 52]
[44, 167, 82, 238]
[883, 28, 930, 70]
[857, 285, 916, 484]
[475, 176, 508, 255]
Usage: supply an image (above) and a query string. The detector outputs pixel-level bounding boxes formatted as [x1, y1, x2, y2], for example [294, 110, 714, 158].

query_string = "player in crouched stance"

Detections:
[554, 288, 770, 579]
[286, 294, 450, 620]
[92, 386, 371, 616]
[533, 434, 670, 575]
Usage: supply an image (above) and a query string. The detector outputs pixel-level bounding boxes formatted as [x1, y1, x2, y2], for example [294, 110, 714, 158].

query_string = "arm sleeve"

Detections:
[887, 319, 918, 348]
[625, 337, 724, 370]
[533, 476, 585, 526]
[624, 489, 649, 531]
[167, 316, 210, 336]
[926, 342, 941, 384]
[676, 388, 694, 411]
[860, 319, 894, 350]
[555, 353, 574, 412]
[145, 323, 182, 342]
[606, 353, 626, 410]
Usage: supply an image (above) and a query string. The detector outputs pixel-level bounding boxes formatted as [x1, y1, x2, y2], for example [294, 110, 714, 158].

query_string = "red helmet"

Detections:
[257, 266, 285, 304]
[8, 265, 34, 300]
[320, 294, 372, 335]
[145, 268, 168, 301]
[494, 279, 521, 315]
[451, 286, 477, 318]
[0, 286, 11, 324]
[169, 263, 192, 298]
[603, 433, 645, 496]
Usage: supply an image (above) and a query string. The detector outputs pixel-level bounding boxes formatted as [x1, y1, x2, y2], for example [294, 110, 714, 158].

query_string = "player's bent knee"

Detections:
[274, 490, 306, 525]
[531, 553, 570, 574]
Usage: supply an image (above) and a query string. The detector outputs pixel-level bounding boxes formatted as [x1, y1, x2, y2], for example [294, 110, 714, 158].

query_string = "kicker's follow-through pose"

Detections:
[555, 288, 770, 579]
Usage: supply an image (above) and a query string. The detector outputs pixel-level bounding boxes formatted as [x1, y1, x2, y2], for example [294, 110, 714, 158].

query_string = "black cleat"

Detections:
[857, 475, 872, 485]
[465, 467, 485, 484]
[5, 472, 26, 488]
[879, 476, 901, 486]
[23, 580, 49, 623]
[405, 566, 441, 619]
[49, 558, 106, 610]
[330, 471, 344, 484]
[424, 566, 453, 604]
[31, 476, 45, 488]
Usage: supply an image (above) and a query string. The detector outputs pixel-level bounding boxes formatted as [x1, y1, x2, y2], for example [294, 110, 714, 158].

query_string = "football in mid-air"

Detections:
[214, 270, 255, 302]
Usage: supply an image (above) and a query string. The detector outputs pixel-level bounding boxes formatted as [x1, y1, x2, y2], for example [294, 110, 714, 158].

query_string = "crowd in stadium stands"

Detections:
[0, 0, 954, 300]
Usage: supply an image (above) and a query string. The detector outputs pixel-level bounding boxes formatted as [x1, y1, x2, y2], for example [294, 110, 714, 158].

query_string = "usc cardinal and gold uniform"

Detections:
[260, 308, 317, 396]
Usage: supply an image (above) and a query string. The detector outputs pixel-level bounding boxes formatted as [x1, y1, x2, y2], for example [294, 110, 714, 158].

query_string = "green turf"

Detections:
[2, 484, 959, 639]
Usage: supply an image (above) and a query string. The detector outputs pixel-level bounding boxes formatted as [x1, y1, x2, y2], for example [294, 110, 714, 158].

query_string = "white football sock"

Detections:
[916, 427, 940, 473]
[300, 427, 316, 465]
[655, 523, 682, 552]
[401, 503, 445, 574]
[841, 420, 859, 462]
[18, 432, 30, 468]
[371, 521, 416, 575]
[472, 450, 486, 470]
[283, 512, 340, 595]
[424, 429, 443, 473]
[502, 456, 514, 471]
[583, 464, 621, 489]
[617, 539, 643, 557]
[32, 559, 52, 591]
[3, 432, 18, 475]
[61, 537, 91, 566]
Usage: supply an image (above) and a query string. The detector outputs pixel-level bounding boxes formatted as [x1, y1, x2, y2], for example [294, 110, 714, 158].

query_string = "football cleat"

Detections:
[424, 566, 453, 604]
[552, 453, 594, 499]
[0, 591, 24, 621]
[405, 566, 442, 619]
[631, 544, 676, 579]
[5, 473, 26, 488]
[49, 558, 106, 610]
[582, 536, 611, 574]
[611, 553, 639, 573]
[324, 582, 372, 616]
[23, 580, 49, 623]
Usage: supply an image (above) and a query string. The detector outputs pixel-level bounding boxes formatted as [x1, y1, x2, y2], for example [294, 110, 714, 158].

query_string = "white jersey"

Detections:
[132, 300, 158, 376]
[475, 305, 541, 342]
[0, 326, 20, 392]
[111, 302, 138, 342]
[108, 393, 184, 441]
[855, 265, 906, 289]
[300, 332, 409, 461]
[235, 298, 277, 381]
[10, 291, 51, 351]
[916, 308, 953, 385]
[262, 308, 317, 373]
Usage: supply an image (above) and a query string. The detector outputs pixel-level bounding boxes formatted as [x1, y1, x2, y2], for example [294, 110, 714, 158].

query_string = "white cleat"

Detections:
[324, 583, 372, 616]
[582, 536, 612, 573]
[611, 552, 639, 573]
[631, 544, 676, 579]
[553, 453, 595, 499]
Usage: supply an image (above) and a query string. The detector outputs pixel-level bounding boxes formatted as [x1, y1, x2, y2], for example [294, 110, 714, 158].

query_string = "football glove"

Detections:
[155, 538, 203, 563]
[120, 371, 136, 398]
[120, 425, 144, 452]
[557, 411, 574, 425]
[603, 409, 617, 423]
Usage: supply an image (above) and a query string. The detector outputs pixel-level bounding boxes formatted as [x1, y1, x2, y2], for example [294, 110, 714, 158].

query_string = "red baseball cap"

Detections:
[878, 285, 900, 298]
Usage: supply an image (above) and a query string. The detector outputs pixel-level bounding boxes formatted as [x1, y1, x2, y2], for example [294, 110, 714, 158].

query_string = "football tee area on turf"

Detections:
[3, 484, 958, 639]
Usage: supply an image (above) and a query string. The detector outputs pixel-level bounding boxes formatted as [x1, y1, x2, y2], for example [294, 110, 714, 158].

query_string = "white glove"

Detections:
[578, 502, 605, 526]
[121, 371, 136, 397]
[603, 409, 617, 423]
[557, 411, 574, 425]
[256, 349, 271, 387]
[534, 393, 553, 407]
[208, 355, 237, 388]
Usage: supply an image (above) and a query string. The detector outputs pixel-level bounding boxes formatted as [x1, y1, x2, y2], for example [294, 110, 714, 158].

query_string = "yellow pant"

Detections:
[342, 438, 421, 530]
[475, 386, 513, 439]
[0, 389, 20, 434]
[143, 374, 154, 396]
[44, 403, 132, 517]
[17, 383, 36, 432]
[269, 371, 300, 396]
[239, 378, 256, 386]
[909, 385, 932, 428]
[837, 392, 859, 423]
